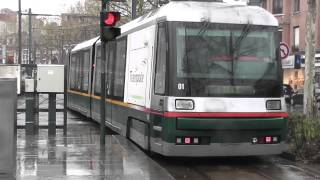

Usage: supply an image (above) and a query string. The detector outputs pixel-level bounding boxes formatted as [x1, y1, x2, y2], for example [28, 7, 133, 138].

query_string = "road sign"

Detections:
[280, 42, 290, 59]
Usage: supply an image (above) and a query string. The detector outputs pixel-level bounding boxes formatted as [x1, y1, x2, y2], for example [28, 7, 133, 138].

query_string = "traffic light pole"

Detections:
[18, 0, 22, 64]
[100, 1, 107, 146]
[28, 8, 32, 64]
[131, 0, 137, 19]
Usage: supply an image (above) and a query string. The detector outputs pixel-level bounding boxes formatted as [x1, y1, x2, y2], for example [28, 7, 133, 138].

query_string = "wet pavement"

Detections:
[8, 95, 320, 180]
[15, 111, 174, 180]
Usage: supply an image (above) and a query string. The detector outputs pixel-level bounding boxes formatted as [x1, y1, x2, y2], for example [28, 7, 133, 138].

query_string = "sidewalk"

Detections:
[14, 111, 174, 180]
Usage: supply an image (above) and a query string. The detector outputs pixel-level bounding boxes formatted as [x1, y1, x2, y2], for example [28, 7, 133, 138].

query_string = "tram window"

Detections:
[106, 41, 116, 96]
[155, 23, 167, 95]
[82, 50, 90, 92]
[73, 53, 82, 90]
[112, 37, 127, 99]
[95, 46, 101, 95]
[77, 52, 84, 90]
[70, 54, 77, 89]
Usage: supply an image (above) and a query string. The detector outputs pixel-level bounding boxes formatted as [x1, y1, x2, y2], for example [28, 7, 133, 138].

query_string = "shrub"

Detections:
[287, 113, 320, 160]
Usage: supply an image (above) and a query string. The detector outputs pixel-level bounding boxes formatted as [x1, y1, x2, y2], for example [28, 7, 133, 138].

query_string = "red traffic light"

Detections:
[103, 12, 120, 26]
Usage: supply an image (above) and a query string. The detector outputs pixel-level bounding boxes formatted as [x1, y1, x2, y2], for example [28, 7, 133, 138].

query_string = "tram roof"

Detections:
[120, 1, 278, 33]
[72, 1, 278, 51]
[71, 37, 99, 52]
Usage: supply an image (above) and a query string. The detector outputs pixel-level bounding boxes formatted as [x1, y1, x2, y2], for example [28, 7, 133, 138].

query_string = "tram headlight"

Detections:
[266, 100, 281, 110]
[175, 99, 194, 110]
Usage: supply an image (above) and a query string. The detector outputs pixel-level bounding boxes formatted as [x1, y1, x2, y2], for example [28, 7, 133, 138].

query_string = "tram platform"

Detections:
[11, 110, 174, 180]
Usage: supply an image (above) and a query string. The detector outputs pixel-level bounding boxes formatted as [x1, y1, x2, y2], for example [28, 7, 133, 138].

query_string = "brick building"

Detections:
[251, 0, 320, 90]
[260, 0, 320, 53]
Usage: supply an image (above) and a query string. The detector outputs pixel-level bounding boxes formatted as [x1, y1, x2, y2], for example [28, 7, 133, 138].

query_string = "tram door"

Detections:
[91, 44, 112, 124]
[105, 42, 116, 124]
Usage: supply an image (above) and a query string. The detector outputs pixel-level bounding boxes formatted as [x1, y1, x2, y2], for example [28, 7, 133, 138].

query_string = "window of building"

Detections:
[272, 0, 283, 14]
[155, 23, 167, 95]
[293, 26, 300, 50]
[293, 0, 300, 12]
[249, 0, 265, 7]
[262, 0, 267, 9]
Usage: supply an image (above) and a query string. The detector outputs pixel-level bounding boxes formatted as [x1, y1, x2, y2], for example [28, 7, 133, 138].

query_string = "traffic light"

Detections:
[100, 10, 121, 42]
[294, 54, 301, 69]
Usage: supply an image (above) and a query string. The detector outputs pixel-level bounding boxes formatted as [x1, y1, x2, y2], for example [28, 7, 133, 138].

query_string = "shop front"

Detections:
[282, 55, 304, 91]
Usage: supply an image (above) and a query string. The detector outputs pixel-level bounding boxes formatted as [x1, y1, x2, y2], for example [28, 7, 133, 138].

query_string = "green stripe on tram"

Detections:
[176, 117, 287, 130]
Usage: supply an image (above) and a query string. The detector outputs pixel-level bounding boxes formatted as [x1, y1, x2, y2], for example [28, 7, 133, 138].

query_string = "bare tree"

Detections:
[304, 0, 317, 117]
[59, 0, 169, 47]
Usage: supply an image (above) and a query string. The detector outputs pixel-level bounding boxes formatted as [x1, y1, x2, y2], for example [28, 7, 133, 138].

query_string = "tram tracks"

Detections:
[152, 155, 320, 180]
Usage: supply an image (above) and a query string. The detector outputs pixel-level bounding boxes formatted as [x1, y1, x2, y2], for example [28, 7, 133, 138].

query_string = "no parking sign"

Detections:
[280, 42, 290, 59]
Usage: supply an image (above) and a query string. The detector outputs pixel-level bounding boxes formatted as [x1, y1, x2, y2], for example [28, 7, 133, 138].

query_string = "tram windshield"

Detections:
[172, 22, 282, 97]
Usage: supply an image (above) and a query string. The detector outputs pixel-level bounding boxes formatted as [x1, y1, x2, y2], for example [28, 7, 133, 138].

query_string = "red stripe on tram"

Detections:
[162, 112, 288, 118]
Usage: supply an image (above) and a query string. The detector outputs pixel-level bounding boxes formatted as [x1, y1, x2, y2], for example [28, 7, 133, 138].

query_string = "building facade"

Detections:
[250, 0, 320, 91]
[0, 9, 17, 64]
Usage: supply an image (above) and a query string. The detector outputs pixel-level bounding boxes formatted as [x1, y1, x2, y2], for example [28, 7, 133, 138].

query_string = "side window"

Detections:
[112, 37, 127, 99]
[82, 50, 90, 92]
[77, 52, 84, 90]
[106, 41, 116, 96]
[154, 23, 167, 95]
[70, 54, 77, 90]
[94, 46, 101, 95]
[73, 52, 82, 90]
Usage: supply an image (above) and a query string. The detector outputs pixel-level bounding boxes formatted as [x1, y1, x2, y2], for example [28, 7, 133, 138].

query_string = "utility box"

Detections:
[0, 78, 17, 177]
[0, 65, 21, 94]
[25, 78, 35, 92]
[37, 65, 64, 93]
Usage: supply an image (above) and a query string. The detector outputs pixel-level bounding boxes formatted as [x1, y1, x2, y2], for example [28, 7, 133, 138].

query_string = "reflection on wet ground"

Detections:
[15, 111, 174, 180]
[154, 155, 320, 180]
[11, 95, 320, 180]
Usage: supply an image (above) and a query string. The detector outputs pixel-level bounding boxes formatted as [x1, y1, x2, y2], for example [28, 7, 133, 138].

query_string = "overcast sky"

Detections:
[0, 0, 84, 14]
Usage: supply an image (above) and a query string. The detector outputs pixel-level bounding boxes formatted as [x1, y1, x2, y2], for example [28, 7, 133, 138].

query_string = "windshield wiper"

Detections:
[197, 20, 211, 36]
[229, 23, 252, 85]
[233, 23, 252, 52]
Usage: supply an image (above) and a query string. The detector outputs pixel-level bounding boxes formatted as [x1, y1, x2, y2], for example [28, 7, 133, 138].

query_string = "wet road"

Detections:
[12, 95, 320, 180]
[152, 155, 320, 180]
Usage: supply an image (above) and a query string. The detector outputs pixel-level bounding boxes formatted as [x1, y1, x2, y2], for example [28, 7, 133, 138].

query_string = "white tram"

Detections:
[68, 0, 288, 156]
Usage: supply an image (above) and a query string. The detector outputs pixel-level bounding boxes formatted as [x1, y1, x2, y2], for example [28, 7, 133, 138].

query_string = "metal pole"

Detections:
[131, 0, 137, 20]
[28, 8, 32, 64]
[63, 66, 68, 136]
[60, 29, 64, 64]
[25, 93, 35, 134]
[100, 0, 107, 146]
[48, 93, 56, 136]
[33, 41, 37, 63]
[18, 0, 22, 64]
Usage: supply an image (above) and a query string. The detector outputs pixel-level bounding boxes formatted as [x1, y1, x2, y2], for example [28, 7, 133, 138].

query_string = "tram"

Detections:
[67, 0, 288, 156]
